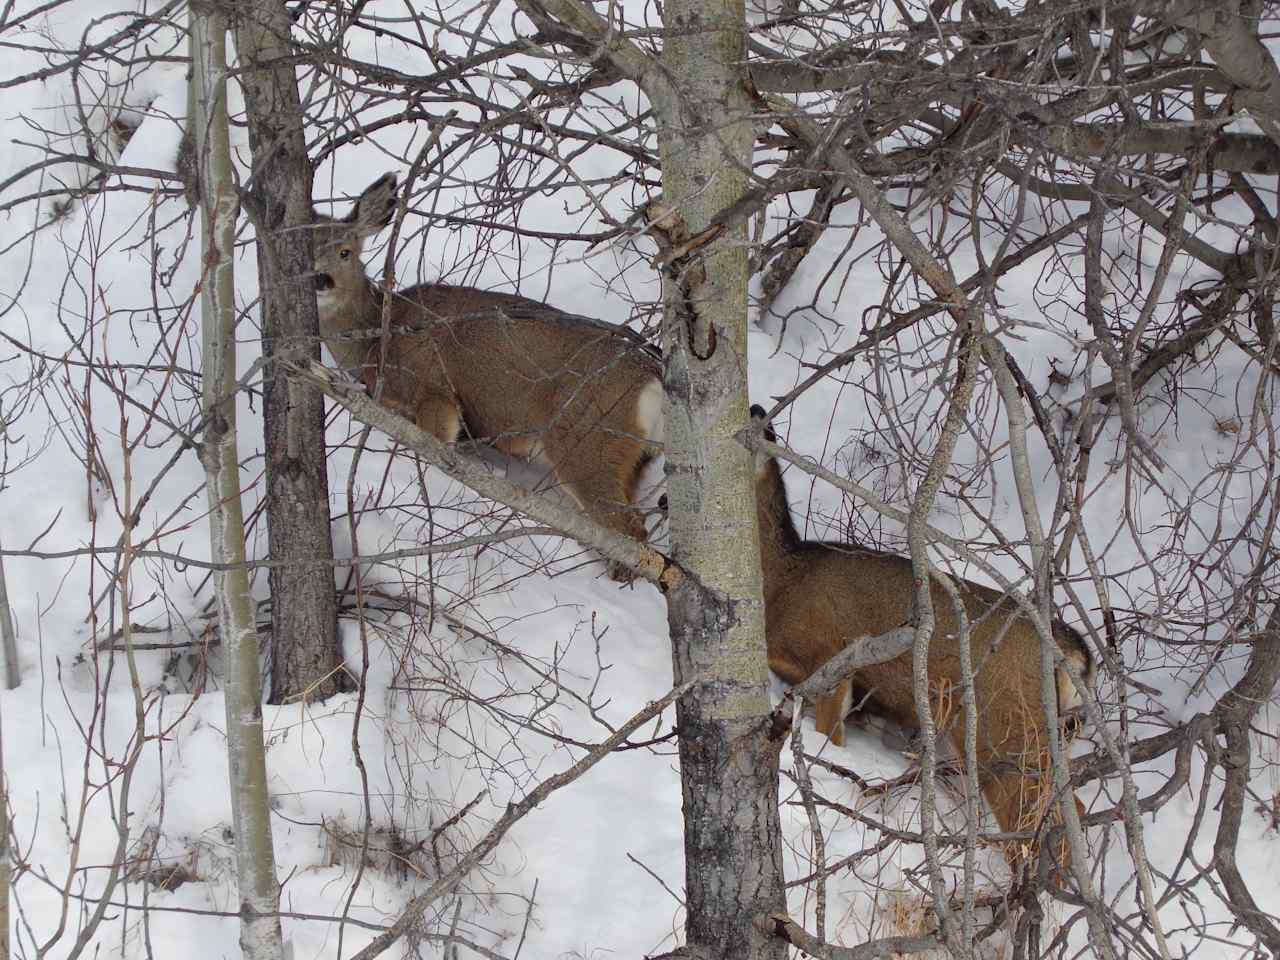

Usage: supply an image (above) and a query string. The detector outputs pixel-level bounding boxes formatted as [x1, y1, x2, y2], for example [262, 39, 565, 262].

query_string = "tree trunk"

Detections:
[231, 0, 343, 704]
[191, 7, 285, 958]
[0, 534, 16, 689]
[655, 0, 789, 956]
[0, 654, 8, 960]
[0, 532, 14, 960]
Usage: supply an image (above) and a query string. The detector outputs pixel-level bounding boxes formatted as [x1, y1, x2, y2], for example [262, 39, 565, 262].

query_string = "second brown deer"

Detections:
[311, 175, 664, 580]
[751, 405, 1095, 867]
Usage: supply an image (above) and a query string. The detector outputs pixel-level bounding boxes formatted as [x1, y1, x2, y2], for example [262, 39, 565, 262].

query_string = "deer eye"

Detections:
[339, 248, 352, 260]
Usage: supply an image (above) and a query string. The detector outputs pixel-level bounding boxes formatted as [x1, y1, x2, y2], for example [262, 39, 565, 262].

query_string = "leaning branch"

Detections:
[0, 527, 563, 571]
[290, 362, 682, 591]
[769, 627, 914, 740]
[791, 627, 915, 706]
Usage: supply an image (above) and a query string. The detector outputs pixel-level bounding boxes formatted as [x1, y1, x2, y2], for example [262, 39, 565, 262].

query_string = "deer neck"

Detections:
[317, 278, 385, 370]
[756, 459, 803, 591]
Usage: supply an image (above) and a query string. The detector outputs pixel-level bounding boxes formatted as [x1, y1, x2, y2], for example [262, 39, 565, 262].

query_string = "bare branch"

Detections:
[760, 913, 941, 959]
[291, 362, 681, 590]
[348, 683, 690, 960]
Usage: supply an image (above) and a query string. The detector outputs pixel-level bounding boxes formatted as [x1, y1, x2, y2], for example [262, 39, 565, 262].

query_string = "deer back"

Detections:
[311, 175, 664, 579]
[312, 176, 661, 458]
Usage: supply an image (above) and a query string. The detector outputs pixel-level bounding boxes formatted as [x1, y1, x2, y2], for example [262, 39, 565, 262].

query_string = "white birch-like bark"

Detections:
[0, 528, 15, 957]
[508, 1, 787, 953]
[190, 6, 285, 958]
[653, 2, 789, 956]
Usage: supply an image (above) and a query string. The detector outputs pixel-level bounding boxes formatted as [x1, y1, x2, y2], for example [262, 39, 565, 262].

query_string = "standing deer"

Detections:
[312, 174, 664, 580]
[751, 405, 1095, 865]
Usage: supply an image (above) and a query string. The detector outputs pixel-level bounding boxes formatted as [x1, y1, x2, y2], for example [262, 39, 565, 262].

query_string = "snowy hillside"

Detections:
[2, 1, 1279, 958]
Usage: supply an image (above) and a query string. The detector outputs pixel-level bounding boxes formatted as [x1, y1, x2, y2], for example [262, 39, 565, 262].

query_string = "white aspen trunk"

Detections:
[0, 529, 15, 960]
[0, 652, 7, 960]
[0, 537, 17, 690]
[654, 1, 789, 956]
[1, 473, 15, 960]
[190, 5, 285, 958]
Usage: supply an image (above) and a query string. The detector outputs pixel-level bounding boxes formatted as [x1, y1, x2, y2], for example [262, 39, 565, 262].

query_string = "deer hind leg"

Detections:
[980, 758, 1075, 873]
[813, 678, 853, 746]
[408, 391, 464, 443]
[365, 365, 464, 444]
[548, 435, 653, 581]
[538, 381, 661, 581]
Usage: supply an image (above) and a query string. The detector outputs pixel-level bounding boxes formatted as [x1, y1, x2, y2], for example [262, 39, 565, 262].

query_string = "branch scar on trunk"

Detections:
[645, 199, 720, 360]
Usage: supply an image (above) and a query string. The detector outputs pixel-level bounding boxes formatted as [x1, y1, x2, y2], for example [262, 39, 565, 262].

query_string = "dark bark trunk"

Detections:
[1211, 604, 1280, 955]
[667, 580, 788, 960]
[231, 0, 343, 703]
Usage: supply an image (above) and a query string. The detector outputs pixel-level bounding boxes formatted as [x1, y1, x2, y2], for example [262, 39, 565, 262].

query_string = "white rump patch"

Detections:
[636, 378, 664, 445]
[1056, 649, 1089, 715]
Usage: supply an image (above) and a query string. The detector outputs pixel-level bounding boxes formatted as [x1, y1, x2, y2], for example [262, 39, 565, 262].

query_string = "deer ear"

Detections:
[347, 173, 398, 236]
[749, 404, 777, 444]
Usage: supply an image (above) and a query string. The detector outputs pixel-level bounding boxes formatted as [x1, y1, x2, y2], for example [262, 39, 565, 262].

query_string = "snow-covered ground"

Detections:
[2, 1, 1279, 957]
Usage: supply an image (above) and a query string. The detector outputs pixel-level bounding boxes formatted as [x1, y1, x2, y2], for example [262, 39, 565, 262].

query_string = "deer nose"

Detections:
[314, 273, 334, 293]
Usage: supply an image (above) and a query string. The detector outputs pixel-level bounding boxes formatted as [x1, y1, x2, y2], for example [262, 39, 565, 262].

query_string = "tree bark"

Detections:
[1157, 0, 1280, 151]
[231, 0, 342, 704]
[0, 644, 8, 960]
[191, 7, 285, 958]
[654, 0, 789, 956]
[0, 534, 16, 689]
[1210, 603, 1280, 954]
